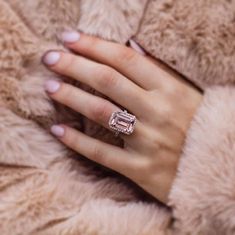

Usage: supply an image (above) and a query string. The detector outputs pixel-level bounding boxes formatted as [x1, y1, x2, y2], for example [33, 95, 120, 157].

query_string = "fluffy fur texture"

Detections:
[169, 86, 235, 235]
[0, 0, 235, 234]
[135, 0, 235, 89]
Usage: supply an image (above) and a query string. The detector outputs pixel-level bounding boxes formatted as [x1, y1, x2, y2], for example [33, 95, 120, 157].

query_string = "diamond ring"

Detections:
[108, 110, 136, 136]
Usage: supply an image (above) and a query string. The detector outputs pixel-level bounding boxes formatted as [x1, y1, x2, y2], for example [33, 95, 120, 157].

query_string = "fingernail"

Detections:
[43, 51, 61, 65]
[44, 80, 61, 93]
[61, 31, 80, 43]
[129, 39, 146, 56]
[51, 125, 65, 137]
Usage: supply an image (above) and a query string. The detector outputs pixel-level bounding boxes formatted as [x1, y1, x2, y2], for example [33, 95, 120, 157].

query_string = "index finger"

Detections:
[60, 31, 166, 90]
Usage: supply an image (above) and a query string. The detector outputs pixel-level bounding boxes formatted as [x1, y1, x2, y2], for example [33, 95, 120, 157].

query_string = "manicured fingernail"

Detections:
[51, 125, 65, 137]
[129, 39, 146, 56]
[44, 80, 61, 93]
[43, 51, 61, 65]
[61, 31, 80, 43]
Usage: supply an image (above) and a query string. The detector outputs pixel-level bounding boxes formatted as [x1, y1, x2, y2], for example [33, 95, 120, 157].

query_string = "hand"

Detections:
[42, 32, 202, 203]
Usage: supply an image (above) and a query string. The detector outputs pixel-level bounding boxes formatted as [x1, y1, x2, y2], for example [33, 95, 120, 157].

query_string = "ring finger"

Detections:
[44, 80, 144, 143]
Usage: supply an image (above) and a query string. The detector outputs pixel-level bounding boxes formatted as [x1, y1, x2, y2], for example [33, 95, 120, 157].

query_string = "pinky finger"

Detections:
[51, 125, 132, 175]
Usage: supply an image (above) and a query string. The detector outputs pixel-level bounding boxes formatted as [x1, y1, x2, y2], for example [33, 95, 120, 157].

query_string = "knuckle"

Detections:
[95, 66, 118, 89]
[59, 54, 76, 73]
[165, 82, 185, 100]
[169, 90, 181, 102]
[92, 102, 110, 121]
[57, 84, 73, 103]
[140, 91, 155, 112]
[116, 47, 137, 66]
[64, 130, 78, 149]
[91, 144, 105, 163]
[137, 90, 148, 104]
[151, 94, 173, 117]
[85, 36, 99, 53]
[143, 125, 161, 151]
[152, 135, 161, 152]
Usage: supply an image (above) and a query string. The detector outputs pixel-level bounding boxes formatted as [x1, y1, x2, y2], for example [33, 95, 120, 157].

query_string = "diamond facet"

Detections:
[109, 110, 136, 135]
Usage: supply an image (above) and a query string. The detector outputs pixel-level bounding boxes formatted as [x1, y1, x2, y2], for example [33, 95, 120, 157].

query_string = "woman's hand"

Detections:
[42, 32, 202, 203]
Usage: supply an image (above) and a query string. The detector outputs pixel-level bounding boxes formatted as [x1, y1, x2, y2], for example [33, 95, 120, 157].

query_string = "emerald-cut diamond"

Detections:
[109, 110, 136, 135]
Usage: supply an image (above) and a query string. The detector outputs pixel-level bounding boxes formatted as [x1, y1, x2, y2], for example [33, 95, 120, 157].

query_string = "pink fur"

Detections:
[0, 0, 234, 234]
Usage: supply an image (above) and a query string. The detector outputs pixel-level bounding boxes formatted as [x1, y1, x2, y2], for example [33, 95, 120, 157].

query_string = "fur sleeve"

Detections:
[168, 86, 235, 235]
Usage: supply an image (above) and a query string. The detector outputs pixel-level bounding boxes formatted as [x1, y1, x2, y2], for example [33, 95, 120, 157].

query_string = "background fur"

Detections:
[0, 0, 234, 234]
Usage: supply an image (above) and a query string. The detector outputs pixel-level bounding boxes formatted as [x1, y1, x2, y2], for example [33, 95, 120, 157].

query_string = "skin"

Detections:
[42, 32, 202, 204]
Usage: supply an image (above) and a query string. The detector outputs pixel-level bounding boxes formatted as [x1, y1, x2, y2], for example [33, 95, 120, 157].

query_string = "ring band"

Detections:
[108, 110, 136, 135]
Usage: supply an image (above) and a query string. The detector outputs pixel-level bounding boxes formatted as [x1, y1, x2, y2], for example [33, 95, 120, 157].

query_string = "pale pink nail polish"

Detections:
[44, 80, 61, 93]
[129, 39, 146, 56]
[61, 31, 80, 43]
[51, 125, 65, 137]
[43, 51, 61, 65]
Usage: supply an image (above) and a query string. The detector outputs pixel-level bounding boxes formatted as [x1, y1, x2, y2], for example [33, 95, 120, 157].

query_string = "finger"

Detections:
[128, 39, 146, 56]
[60, 31, 167, 90]
[128, 39, 190, 92]
[44, 80, 144, 143]
[45, 80, 119, 129]
[50, 124, 134, 175]
[42, 51, 147, 116]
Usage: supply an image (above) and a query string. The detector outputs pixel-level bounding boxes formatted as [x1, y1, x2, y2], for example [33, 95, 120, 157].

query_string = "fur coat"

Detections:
[0, 0, 234, 234]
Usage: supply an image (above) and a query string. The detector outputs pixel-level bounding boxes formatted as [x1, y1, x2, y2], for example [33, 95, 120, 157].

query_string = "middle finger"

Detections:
[42, 51, 147, 117]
